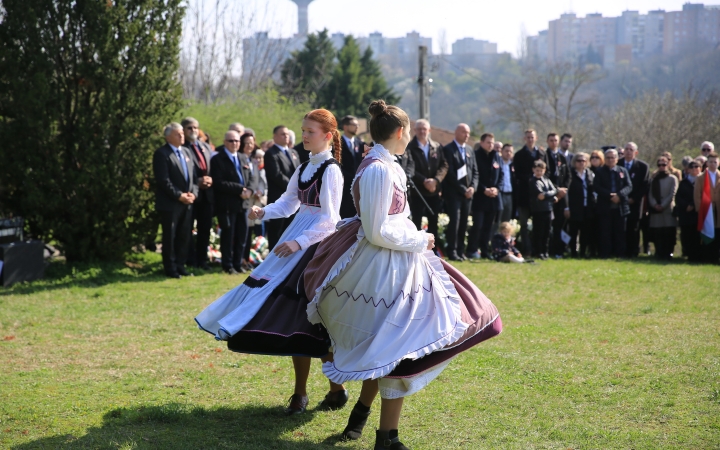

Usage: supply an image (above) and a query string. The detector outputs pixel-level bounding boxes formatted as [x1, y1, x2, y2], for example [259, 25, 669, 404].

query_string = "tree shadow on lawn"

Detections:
[12, 403, 343, 450]
[0, 255, 223, 296]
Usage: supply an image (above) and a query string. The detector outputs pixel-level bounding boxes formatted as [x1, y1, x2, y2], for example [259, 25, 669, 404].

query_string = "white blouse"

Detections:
[262, 149, 343, 250]
[358, 145, 428, 253]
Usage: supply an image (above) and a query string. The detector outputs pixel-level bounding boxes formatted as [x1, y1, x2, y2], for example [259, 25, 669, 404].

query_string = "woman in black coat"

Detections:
[565, 152, 597, 257]
[673, 161, 701, 262]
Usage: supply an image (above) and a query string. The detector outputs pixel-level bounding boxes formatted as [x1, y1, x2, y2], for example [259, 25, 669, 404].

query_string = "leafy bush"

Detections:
[0, 0, 184, 261]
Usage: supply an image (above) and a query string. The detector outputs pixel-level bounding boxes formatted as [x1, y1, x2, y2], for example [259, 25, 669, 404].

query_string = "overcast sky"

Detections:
[252, 0, 699, 55]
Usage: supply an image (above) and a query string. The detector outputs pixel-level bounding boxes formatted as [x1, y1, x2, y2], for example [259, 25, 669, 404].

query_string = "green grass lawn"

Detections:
[1, 253, 718, 449]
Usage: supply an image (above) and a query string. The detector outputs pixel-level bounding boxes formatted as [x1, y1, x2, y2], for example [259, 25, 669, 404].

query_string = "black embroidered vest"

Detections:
[297, 158, 340, 207]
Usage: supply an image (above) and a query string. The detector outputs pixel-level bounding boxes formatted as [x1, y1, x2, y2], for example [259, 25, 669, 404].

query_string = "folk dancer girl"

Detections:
[304, 101, 503, 450]
[195, 109, 350, 415]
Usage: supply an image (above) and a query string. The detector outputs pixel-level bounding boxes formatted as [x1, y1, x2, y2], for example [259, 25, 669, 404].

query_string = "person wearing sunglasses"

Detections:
[674, 161, 702, 261]
[700, 141, 714, 157]
[565, 152, 597, 258]
[648, 156, 679, 260]
[211, 130, 257, 275]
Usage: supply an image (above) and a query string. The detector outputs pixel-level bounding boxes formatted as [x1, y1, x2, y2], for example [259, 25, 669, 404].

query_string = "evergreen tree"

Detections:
[0, 0, 184, 261]
[360, 46, 400, 107]
[279, 29, 336, 104]
[318, 36, 366, 117]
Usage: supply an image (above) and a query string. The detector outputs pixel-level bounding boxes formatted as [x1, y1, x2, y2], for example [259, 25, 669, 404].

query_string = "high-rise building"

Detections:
[452, 38, 497, 55]
[528, 4, 718, 66]
[663, 3, 720, 54]
[546, 13, 618, 64]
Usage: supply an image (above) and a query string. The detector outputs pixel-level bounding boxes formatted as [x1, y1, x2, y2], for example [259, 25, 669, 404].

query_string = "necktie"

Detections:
[175, 148, 189, 183]
[283, 148, 292, 164]
[191, 143, 207, 175]
[232, 155, 245, 186]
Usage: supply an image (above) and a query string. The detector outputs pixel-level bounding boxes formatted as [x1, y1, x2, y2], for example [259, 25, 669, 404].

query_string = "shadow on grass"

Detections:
[12, 403, 337, 450]
[0, 253, 223, 296]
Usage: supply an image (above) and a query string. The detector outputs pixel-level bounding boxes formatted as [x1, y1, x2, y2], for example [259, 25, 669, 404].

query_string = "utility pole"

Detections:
[418, 45, 429, 121]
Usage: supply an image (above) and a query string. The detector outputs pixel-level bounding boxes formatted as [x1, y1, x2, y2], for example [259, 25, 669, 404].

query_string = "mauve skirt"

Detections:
[304, 220, 502, 379]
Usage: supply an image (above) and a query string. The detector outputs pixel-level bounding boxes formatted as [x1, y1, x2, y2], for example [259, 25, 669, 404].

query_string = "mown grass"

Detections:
[1, 253, 718, 449]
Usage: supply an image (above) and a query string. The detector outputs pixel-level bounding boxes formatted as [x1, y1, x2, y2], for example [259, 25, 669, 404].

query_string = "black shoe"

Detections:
[374, 430, 410, 450]
[224, 267, 239, 275]
[197, 262, 211, 270]
[284, 394, 309, 416]
[166, 272, 181, 279]
[177, 267, 193, 276]
[342, 402, 371, 441]
[447, 252, 462, 262]
[460, 253, 468, 261]
[233, 266, 248, 274]
[318, 389, 349, 411]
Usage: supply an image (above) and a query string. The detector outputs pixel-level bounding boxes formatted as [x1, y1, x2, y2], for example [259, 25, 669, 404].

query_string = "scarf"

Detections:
[652, 171, 669, 206]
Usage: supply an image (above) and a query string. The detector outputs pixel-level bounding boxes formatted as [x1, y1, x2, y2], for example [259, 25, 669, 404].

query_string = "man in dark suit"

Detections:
[617, 141, 649, 258]
[442, 123, 479, 261]
[513, 129, 549, 256]
[594, 149, 633, 258]
[212, 130, 256, 274]
[545, 133, 571, 258]
[466, 133, 504, 259]
[264, 125, 300, 249]
[338, 115, 365, 218]
[153, 123, 198, 278]
[181, 117, 214, 270]
[407, 119, 448, 245]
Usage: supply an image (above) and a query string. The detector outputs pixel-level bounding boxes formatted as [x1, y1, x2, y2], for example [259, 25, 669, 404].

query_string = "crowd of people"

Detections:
[152, 117, 719, 278]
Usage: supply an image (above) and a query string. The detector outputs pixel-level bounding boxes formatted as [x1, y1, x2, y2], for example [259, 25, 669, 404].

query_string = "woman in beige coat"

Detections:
[649, 155, 679, 260]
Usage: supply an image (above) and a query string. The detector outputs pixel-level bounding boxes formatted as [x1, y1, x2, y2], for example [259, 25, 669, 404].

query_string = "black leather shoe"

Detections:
[460, 254, 468, 261]
[319, 389, 349, 411]
[284, 394, 309, 416]
[224, 268, 239, 275]
[167, 272, 181, 279]
[374, 430, 410, 450]
[234, 266, 248, 274]
[448, 252, 462, 261]
[177, 267, 193, 276]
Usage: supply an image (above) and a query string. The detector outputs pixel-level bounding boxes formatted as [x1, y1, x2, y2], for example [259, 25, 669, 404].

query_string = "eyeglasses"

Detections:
[657, 163, 667, 167]
[226, 139, 240, 143]
[702, 148, 712, 152]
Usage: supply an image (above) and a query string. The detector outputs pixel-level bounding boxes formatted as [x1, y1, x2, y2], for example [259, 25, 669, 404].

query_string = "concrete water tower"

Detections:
[291, 0, 314, 36]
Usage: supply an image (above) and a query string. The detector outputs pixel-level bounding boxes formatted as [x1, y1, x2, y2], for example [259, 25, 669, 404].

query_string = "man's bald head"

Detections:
[455, 123, 470, 145]
[224, 130, 240, 154]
